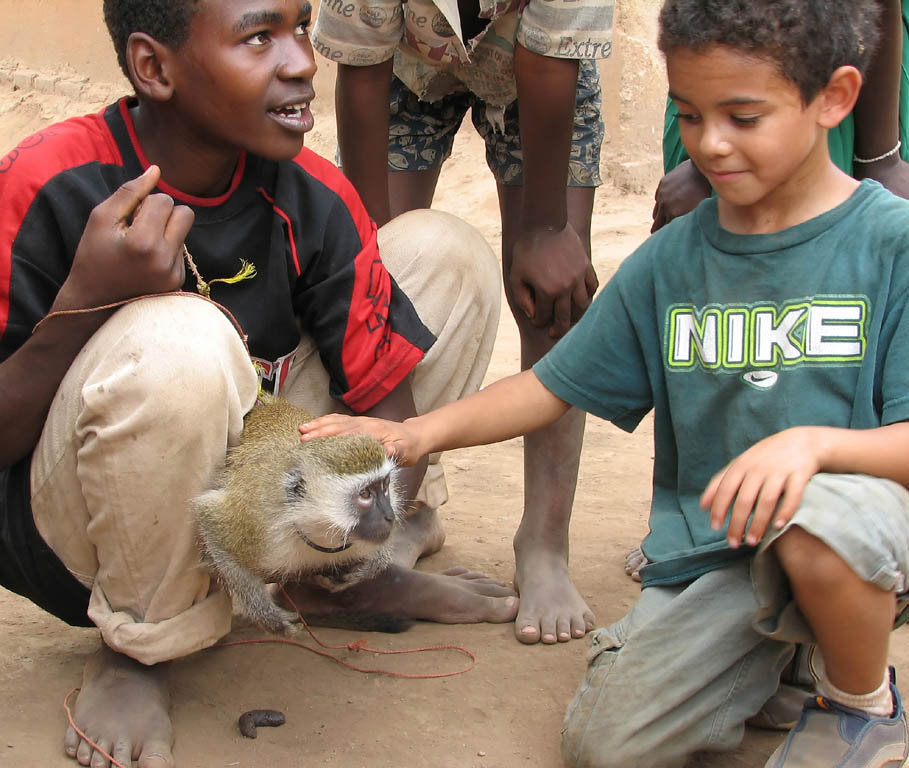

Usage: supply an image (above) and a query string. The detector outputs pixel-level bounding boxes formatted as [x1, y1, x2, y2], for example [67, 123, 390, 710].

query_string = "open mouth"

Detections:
[268, 102, 313, 131]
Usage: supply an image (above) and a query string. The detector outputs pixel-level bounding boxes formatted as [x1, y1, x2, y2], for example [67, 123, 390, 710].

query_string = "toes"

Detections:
[556, 617, 572, 643]
[90, 739, 113, 768]
[113, 741, 133, 768]
[583, 610, 596, 632]
[138, 739, 176, 768]
[76, 737, 94, 766]
[570, 616, 593, 639]
[491, 595, 519, 623]
[64, 726, 80, 758]
[441, 566, 470, 576]
[517, 623, 541, 644]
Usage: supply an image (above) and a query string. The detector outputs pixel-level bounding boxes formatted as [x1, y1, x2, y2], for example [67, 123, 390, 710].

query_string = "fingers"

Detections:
[512, 279, 545, 327]
[651, 203, 668, 233]
[298, 414, 362, 438]
[584, 264, 599, 300]
[703, 465, 809, 548]
[102, 165, 161, 226]
[549, 293, 572, 338]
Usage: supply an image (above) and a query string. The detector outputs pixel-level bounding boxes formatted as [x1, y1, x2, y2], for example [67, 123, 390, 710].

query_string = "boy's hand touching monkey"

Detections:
[300, 414, 427, 467]
[700, 426, 826, 549]
[52, 165, 193, 313]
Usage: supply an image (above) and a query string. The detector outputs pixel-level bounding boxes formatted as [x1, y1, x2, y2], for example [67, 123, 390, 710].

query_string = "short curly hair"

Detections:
[103, 0, 202, 80]
[658, 0, 882, 104]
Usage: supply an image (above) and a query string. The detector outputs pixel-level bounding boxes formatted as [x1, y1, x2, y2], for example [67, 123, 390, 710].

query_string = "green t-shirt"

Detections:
[534, 181, 909, 586]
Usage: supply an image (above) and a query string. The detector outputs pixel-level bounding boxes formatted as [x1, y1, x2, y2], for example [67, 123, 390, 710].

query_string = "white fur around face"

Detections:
[260, 457, 402, 577]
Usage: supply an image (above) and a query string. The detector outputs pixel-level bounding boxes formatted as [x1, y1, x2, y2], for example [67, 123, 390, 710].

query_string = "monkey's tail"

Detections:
[299, 612, 415, 634]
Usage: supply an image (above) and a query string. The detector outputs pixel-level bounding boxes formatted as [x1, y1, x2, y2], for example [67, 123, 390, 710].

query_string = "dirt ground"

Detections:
[1, 51, 908, 768]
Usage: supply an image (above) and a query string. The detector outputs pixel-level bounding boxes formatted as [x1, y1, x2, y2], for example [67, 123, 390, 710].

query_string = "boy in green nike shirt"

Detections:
[303, 1, 909, 765]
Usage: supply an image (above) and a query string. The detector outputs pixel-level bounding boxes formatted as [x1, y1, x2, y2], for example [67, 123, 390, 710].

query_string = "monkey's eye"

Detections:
[359, 488, 373, 500]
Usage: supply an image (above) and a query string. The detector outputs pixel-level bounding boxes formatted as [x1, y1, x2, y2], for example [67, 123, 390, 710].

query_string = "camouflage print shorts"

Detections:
[387, 59, 603, 187]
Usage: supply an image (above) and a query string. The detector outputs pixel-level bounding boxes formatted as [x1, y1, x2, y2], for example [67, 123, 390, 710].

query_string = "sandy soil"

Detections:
[1, 60, 907, 768]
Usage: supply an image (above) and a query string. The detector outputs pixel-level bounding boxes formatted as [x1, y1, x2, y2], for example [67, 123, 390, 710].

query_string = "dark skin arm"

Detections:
[335, 58, 396, 227]
[0, 166, 192, 467]
[511, 43, 597, 338]
[852, 0, 909, 197]
[361, 374, 428, 505]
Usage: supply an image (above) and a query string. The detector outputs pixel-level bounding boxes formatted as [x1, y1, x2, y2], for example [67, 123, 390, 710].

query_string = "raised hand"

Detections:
[53, 165, 194, 313]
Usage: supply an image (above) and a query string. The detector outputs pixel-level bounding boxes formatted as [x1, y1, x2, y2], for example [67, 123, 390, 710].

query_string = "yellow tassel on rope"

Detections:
[199, 259, 257, 298]
[182, 246, 257, 299]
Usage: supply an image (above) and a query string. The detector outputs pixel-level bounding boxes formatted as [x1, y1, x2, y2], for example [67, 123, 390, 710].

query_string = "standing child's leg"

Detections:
[488, 56, 604, 644]
[498, 182, 596, 644]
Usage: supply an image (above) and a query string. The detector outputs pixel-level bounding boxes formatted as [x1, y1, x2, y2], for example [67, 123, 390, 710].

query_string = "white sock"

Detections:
[818, 669, 894, 718]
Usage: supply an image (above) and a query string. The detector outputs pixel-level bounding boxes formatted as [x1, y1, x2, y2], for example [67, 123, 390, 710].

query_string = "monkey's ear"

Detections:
[283, 469, 307, 501]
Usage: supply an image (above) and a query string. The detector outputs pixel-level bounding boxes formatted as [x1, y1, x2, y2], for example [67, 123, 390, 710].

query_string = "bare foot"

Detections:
[64, 644, 173, 768]
[513, 548, 595, 645]
[624, 545, 648, 583]
[281, 564, 519, 626]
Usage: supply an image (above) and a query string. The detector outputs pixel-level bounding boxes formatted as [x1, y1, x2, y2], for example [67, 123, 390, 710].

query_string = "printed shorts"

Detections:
[387, 59, 603, 187]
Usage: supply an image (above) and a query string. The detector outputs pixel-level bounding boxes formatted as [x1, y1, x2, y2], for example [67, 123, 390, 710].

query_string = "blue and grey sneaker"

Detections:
[765, 668, 908, 767]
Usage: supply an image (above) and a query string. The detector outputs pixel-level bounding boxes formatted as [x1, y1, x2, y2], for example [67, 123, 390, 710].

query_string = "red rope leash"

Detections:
[32, 291, 249, 351]
[216, 586, 476, 678]
[62, 589, 476, 765]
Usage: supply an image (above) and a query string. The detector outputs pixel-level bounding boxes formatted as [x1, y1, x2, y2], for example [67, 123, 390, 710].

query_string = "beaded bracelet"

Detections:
[853, 140, 902, 164]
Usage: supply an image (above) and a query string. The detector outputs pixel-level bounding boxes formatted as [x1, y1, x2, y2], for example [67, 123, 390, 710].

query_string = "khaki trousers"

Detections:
[29, 209, 500, 665]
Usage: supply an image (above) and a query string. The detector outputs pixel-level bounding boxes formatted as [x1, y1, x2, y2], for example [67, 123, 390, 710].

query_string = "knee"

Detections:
[80, 295, 258, 423]
[379, 209, 501, 318]
[773, 525, 848, 590]
[562, 719, 656, 768]
[561, 660, 665, 768]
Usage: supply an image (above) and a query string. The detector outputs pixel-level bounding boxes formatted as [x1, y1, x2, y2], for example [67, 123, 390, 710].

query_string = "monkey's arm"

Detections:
[302, 370, 571, 466]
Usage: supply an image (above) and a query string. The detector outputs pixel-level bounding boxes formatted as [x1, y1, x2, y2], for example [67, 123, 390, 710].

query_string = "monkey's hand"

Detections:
[300, 414, 426, 466]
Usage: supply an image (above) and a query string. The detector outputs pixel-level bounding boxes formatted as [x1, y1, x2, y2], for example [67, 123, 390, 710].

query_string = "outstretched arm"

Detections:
[701, 422, 909, 549]
[510, 44, 598, 339]
[301, 369, 571, 465]
[0, 166, 192, 467]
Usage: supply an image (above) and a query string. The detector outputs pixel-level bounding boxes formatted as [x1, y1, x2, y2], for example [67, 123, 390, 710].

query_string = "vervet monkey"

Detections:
[193, 396, 403, 634]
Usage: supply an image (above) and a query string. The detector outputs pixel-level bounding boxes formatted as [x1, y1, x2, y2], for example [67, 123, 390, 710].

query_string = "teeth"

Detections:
[273, 103, 308, 118]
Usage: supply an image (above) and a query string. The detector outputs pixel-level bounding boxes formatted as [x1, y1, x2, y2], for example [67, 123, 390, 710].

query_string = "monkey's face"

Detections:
[352, 473, 398, 543]
[282, 452, 403, 559]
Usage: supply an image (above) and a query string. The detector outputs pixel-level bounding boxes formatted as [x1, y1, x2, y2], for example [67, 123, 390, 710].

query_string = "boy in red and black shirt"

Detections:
[0, 1, 516, 764]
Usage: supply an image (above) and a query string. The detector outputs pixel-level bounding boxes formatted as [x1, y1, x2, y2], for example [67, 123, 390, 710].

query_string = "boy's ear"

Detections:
[125, 32, 175, 102]
[817, 65, 863, 129]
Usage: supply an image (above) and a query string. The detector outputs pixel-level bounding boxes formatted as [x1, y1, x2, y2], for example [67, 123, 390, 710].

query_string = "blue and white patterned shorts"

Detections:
[386, 59, 603, 187]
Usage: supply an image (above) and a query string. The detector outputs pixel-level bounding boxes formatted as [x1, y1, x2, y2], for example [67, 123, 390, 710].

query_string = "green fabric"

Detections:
[534, 181, 909, 586]
[663, 3, 909, 175]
